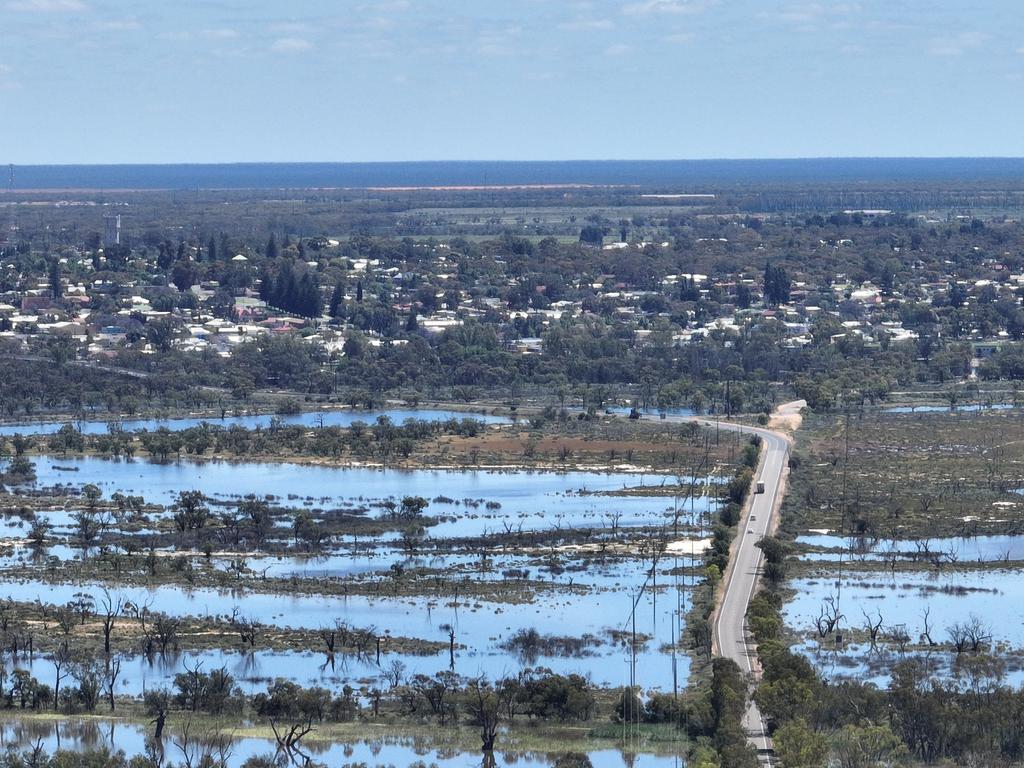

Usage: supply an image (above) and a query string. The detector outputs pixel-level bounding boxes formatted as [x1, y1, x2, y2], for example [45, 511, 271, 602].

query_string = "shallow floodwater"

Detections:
[0, 408, 507, 436]
[223, 549, 666, 582]
[883, 403, 1015, 414]
[784, 569, 1024, 689]
[25, 456, 712, 538]
[1, 545, 694, 689]
[4, 453, 705, 697]
[784, 569, 1024, 649]
[0, 720, 687, 768]
[607, 406, 696, 418]
[793, 638, 1024, 690]
[796, 533, 1024, 563]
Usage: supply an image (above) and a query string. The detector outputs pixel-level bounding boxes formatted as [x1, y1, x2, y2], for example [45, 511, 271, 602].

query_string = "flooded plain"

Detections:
[795, 533, 1024, 563]
[0, 434, 709, 763]
[0, 719, 687, 768]
[783, 567, 1024, 688]
[0, 408, 508, 435]
[0, 455, 707, 707]
[24, 456, 711, 537]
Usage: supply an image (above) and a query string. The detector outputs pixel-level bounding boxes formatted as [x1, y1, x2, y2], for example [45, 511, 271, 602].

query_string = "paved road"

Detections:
[662, 403, 802, 762]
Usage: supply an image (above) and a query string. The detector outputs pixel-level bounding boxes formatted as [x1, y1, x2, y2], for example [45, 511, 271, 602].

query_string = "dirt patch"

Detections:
[769, 400, 805, 433]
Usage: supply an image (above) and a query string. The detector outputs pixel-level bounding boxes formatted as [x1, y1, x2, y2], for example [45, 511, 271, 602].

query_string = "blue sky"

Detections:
[1, 0, 1022, 163]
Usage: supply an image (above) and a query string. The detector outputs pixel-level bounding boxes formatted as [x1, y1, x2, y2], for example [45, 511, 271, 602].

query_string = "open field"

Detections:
[782, 408, 1024, 540]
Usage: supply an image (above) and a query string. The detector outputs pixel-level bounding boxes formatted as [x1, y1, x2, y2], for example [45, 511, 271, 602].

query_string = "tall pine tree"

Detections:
[258, 265, 273, 303]
[329, 283, 345, 318]
[303, 274, 323, 317]
[764, 262, 791, 306]
[48, 258, 61, 300]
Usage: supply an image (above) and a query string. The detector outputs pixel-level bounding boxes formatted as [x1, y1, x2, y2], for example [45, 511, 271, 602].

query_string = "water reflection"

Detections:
[0, 720, 687, 768]
[23, 457, 709, 538]
[0, 409, 508, 436]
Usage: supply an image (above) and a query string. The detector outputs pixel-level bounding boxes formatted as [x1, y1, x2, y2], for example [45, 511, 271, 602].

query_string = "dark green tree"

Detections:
[48, 258, 61, 300]
[329, 283, 345, 318]
[764, 262, 791, 306]
[579, 225, 605, 246]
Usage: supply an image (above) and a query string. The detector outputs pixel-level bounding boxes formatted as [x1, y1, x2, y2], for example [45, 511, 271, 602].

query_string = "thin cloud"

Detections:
[201, 28, 239, 39]
[0, 64, 19, 91]
[93, 19, 141, 31]
[773, 2, 862, 25]
[356, 0, 410, 12]
[622, 0, 717, 16]
[664, 31, 695, 43]
[473, 24, 523, 57]
[157, 28, 238, 43]
[270, 37, 314, 53]
[268, 22, 311, 35]
[928, 31, 986, 57]
[604, 43, 632, 56]
[5, 0, 88, 10]
[158, 31, 192, 41]
[559, 18, 614, 31]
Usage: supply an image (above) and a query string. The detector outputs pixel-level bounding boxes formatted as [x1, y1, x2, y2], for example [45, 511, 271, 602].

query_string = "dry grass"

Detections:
[783, 409, 1024, 538]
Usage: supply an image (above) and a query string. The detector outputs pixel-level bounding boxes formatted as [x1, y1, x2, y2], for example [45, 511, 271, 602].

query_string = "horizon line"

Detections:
[6, 156, 1024, 167]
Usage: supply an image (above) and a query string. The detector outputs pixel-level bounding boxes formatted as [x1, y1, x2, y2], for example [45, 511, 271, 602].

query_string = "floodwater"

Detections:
[0, 719, 687, 767]
[0, 451, 703, 762]
[796, 533, 1024, 563]
[0, 408, 507, 436]
[782, 568, 1024, 689]
[0, 545, 694, 690]
[883, 403, 1015, 414]
[784, 569, 1024, 650]
[23, 456, 712, 538]
[792, 637, 1024, 690]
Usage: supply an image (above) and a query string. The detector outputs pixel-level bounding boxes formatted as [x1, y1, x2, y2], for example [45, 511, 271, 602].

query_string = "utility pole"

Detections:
[670, 609, 678, 701]
[836, 400, 851, 636]
[630, 591, 637, 689]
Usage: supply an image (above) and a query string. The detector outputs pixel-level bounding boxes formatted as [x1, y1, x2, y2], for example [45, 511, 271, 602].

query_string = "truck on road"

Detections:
[755, 479, 766, 494]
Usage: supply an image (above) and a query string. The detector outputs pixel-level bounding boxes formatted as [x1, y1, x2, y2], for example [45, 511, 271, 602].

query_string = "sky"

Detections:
[1, 0, 1022, 163]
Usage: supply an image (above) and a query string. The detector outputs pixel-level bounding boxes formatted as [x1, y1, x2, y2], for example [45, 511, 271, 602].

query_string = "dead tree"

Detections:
[964, 615, 992, 653]
[270, 717, 314, 765]
[382, 660, 406, 689]
[861, 608, 884, 652]
[100, 590, 123, 656]
[465, 676, 501, 753]
[152, 613, 180, 655]
[815, 595, 843, 638]
[440, 623, 456, 669]
[50, 640, 71, 712]
[229, 608, 260, 649]
[319, 624, 337, 657]
[173, 719, 233, 768]
[920, 607, 938, 646]
[948, 622, 970, 655]
[105, 655, 122, 711]
[151, 704, 167, 741]
[890, 624, 911, 655]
